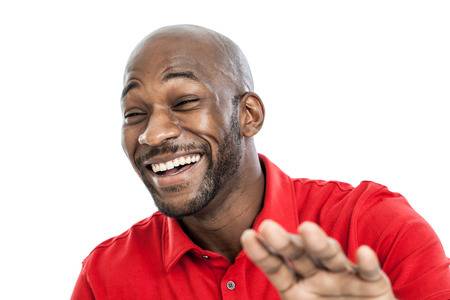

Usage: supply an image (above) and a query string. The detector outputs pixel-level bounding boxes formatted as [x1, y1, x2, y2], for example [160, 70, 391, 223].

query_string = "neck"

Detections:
[180, 150, 265, 262]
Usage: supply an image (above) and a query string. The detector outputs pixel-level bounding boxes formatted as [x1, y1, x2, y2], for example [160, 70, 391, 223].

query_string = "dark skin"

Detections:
[121, 26, 265, 261]
[121, 25, 395, 298]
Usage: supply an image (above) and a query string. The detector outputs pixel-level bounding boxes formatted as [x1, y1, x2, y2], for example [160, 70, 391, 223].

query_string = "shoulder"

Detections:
[294, 178, 443, 263]
[291, 178, 394, 219]
[82, 212, 166, 270]
[292, 178, 390, 199]
[293, 177, 419, 229]
[290, 178, 420, 249]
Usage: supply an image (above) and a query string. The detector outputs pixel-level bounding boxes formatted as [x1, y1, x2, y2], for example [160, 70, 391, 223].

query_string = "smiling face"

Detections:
[121, 27, 251, 218]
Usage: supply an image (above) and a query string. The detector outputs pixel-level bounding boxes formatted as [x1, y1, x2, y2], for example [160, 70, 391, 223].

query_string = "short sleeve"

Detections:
[356, 193, 450, 299]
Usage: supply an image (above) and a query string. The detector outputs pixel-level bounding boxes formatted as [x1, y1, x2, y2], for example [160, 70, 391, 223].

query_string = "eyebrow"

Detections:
[162, 70, 199, 82]
[121, 81, 139, 99]
[121, 71, 200, 100]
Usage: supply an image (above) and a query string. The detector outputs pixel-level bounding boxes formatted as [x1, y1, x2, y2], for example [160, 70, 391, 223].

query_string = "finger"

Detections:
[299, 270, 391, 297]
[356, 245, 382, 282]
[315, 237, 354, 273]
[288, 234, 320, 277]
[258, 220, 318, 277]
[241, 229, 297, 294]
[258, 220, 298, 258]
[299, 222, 354, 273]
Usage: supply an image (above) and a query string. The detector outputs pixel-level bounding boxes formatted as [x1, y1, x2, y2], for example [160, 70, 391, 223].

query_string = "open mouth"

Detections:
[146, 154, 202, 177]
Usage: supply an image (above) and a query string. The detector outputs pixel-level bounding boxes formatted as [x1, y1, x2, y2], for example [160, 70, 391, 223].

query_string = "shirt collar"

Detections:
[162, 153, 298, 272]
[251, 153, 299, 232]
[162, 215, 199, 272]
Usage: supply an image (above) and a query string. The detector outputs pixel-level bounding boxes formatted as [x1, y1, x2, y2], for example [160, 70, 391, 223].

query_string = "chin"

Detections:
[154, 194, 210, 218]
[143, 179, 201, 216]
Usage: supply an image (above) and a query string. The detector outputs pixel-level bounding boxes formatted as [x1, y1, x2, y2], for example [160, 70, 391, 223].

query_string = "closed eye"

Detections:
[124, 112, 145, 118]
[173, 98, 200, 110]
[124, 111, 146, 125]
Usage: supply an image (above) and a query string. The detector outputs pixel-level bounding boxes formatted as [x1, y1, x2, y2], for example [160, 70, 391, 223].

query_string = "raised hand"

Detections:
[241, 220, 396, 299]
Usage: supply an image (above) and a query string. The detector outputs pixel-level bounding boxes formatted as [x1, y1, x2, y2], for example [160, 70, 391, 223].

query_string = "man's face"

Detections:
[121, 36, 242, 218]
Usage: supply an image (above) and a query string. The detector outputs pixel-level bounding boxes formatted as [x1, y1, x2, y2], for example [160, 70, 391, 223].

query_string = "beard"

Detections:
[138, 108, 242, 218]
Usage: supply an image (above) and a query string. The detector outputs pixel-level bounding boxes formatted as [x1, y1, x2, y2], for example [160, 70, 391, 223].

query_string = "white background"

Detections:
[0, 1, 449, 299]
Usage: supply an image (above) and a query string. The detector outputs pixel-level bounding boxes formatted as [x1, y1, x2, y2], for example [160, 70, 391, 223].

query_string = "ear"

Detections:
[239, 92, 265, 137]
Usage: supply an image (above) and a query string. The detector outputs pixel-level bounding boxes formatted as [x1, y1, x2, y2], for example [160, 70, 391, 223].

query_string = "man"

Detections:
[71, 25, 450, 299]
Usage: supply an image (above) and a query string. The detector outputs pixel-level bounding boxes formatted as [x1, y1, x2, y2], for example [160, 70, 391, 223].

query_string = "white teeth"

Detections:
[173, 158, 180, 167]
[150, 154, 202, 173]
[152, 164, 160, 173]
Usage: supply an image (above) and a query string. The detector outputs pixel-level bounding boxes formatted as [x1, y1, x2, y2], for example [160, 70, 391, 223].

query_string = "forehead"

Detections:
[124, 36, 223, 85]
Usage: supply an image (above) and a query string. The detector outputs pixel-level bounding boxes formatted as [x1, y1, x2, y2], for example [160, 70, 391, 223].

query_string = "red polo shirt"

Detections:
[72, 154, 450, 299]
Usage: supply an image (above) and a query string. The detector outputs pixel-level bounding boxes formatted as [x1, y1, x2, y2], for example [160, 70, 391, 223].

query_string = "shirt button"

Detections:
[226, 280, 236, 290]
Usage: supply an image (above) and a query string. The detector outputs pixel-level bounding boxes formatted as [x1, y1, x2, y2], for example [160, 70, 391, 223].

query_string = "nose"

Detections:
[138, 107, 181, 146]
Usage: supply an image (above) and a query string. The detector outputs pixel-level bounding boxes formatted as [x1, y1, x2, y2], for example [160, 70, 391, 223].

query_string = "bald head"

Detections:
[125, 25, 254, 96]
[121, 25, 265, 218]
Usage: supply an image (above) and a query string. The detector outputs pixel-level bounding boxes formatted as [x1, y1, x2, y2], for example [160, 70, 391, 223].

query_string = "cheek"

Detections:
[195, 113, 222, 136]
[187, 101, 230, 134]
[121, 126, 140, 163]
[179, 109, 230, 161]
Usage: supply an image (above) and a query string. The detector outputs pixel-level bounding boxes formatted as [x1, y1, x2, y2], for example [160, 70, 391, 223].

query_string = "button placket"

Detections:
[220, 255, 245, 298]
